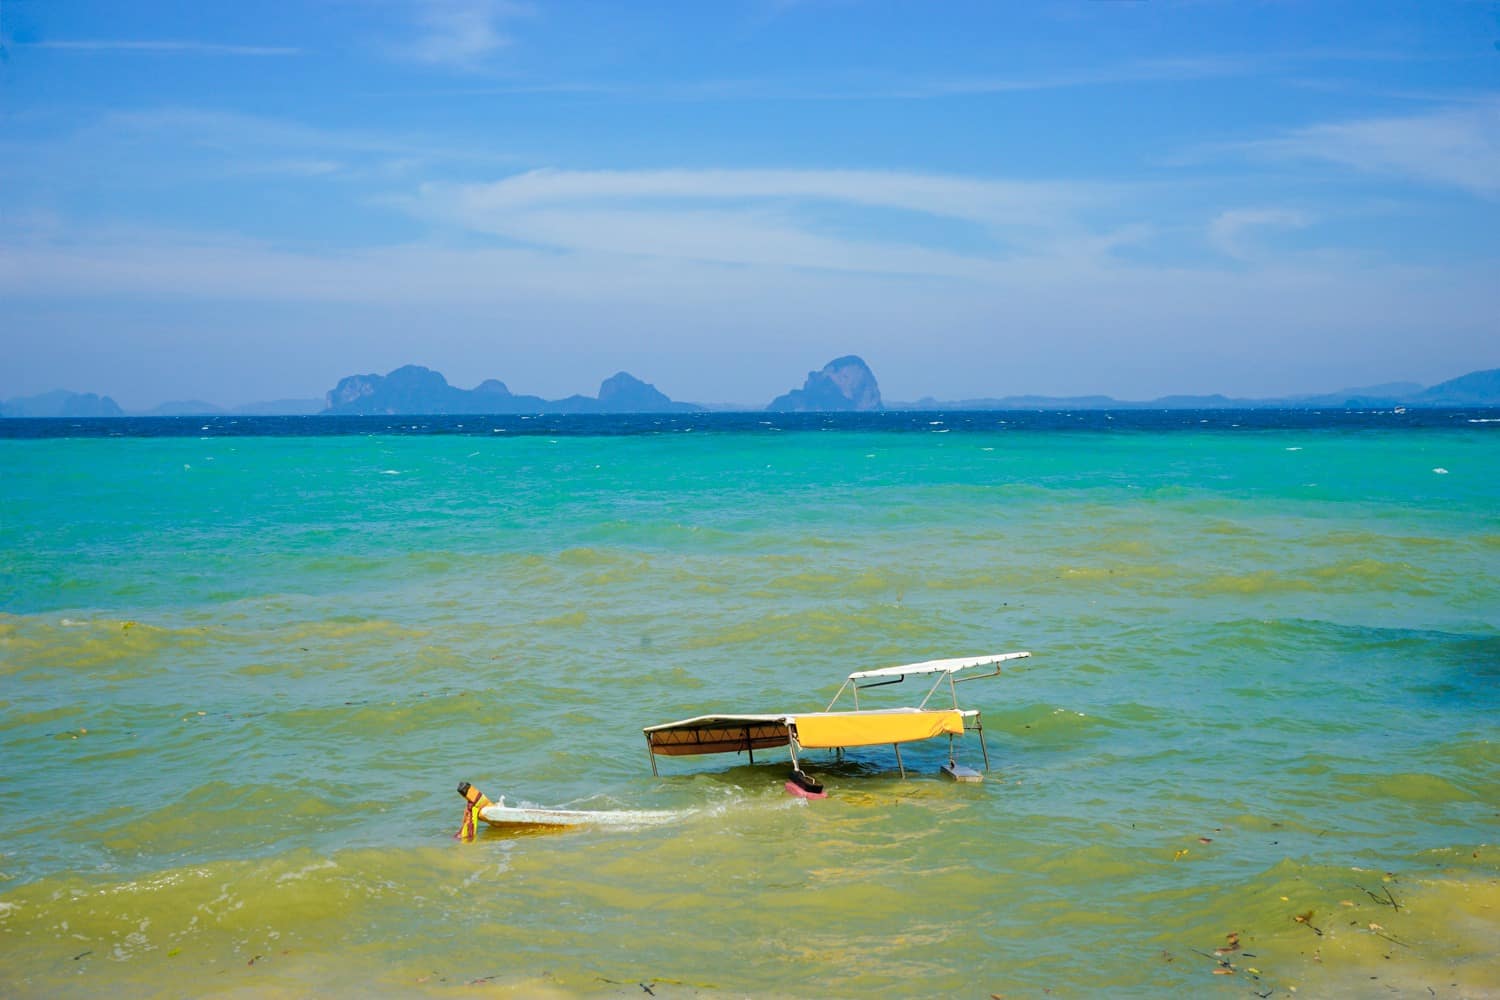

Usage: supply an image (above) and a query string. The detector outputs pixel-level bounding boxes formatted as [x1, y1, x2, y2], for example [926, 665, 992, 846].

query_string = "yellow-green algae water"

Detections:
[1, 414, 1497, 998]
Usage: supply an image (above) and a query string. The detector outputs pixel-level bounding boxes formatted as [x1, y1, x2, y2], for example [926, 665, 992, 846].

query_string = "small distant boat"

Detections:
[643, 652, 1030, 795]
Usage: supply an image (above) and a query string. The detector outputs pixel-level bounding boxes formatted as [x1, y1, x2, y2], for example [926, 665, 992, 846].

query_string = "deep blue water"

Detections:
[1, 407, 1495, 438]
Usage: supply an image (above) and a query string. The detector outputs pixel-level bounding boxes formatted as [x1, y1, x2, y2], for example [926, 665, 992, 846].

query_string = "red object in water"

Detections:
[785, 780, 827, 799]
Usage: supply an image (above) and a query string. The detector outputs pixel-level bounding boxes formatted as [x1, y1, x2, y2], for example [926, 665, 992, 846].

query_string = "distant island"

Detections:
[323, 366, 699, 415]
[3, 359, 1499, 417]
[888, 367, 1500, 411]
[768, 356, 883, 412]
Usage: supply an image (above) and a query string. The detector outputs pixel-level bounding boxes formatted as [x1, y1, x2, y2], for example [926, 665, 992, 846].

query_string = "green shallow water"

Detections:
[2, 427, 1497, 997]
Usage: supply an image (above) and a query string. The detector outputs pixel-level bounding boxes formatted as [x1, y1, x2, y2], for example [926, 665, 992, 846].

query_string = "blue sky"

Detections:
[2, 1, 1498, 408]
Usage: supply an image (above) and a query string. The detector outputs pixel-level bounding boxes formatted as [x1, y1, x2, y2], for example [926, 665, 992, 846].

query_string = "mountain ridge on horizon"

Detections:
[3, 361, 1499, 417]
[320, 365, 701, 416]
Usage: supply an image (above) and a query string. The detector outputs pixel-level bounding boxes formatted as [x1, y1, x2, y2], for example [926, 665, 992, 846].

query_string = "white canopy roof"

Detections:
[847, 651, 1029, 681]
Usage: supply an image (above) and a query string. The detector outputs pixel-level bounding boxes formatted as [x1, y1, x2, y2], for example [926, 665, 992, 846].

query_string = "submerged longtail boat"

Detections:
[454, 781, 681, 839]
[643, 652, 1030, 795]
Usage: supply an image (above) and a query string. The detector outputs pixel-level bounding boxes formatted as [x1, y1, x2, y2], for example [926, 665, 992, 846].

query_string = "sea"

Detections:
[1, 410, 1496, 998]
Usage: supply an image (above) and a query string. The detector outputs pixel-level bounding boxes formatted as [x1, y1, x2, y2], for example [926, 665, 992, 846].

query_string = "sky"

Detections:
[1, 0, 1498, 409]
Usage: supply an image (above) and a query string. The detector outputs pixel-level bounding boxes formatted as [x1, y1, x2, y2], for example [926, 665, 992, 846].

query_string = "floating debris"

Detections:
[1293, 910, 1324, 936]
[1356, 882, 1401, 911]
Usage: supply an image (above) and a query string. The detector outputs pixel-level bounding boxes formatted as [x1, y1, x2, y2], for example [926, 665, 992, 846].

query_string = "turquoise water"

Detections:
[2, 420, 1497, 997]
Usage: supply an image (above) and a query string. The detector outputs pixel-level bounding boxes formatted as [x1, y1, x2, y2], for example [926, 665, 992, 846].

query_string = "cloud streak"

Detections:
[425, 168, 1093, 223]
[1209, 208, 1311, 261]
[408, 167, 1123, 277]
[1242, 100, 1500, 199]
[0, 107, 520, 190]
[25, 39, 299, 56]
[344, 47, 1427, 104]
[400, 0, 527, 70]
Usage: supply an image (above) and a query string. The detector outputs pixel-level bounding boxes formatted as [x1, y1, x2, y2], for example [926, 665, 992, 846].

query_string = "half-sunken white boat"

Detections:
[643, 652, 1029, 796]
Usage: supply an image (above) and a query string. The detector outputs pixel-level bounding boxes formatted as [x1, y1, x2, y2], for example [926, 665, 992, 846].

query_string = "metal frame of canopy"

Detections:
[642, 651, 1030, 781]
[828, 651, 1032, 709]
[821, 651, 1030, 777]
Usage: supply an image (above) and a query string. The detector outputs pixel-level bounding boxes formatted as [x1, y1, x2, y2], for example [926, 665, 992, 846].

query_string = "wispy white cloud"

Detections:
[424, 168, 1092, 223]
[371, 56, 1256, 103]
[406, 167, 1118, 276]
[234, 158, 346, 178]
[99, 107, 445, 161]
[875, 55, 1265, 99]
[400, 0, 528, 70]
[357, 47, 1426, 103]
[479, 206, 1009, 279]
[25, 39, 299, 56]
[1241, 100, 1500, 199]
[902, 46, 1428, 100]
[0, 107, 519, 187]
[1209, 208, 1310, 261]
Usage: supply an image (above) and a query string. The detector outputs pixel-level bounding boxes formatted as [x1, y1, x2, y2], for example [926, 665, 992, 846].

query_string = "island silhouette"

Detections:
[3, 359, 1498, 417]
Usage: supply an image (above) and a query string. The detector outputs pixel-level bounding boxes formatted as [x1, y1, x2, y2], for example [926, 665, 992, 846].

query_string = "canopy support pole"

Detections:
[646, 732, 658, 776]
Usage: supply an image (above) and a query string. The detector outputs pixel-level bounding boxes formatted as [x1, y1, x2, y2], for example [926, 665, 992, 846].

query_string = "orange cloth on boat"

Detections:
[793, 709, 964, 749]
